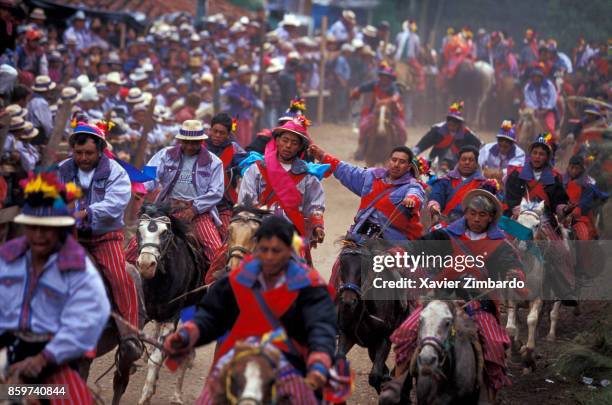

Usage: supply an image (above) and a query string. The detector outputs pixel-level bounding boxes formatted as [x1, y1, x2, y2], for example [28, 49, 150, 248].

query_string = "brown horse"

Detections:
[209, 338, 289, 405]
[225, 204, 271, 272]
[516, 108, 544, 151]
[364, 104, 400, 167]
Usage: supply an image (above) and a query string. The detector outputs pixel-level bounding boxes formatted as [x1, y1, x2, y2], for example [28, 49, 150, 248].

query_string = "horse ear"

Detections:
[537, 200, 545, 213]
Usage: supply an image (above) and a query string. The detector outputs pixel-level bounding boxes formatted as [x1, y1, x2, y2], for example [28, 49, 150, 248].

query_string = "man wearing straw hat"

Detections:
[139, 119, 224, 264]
[0, 170, 110, 405]
[382, 181, 526, 405]
[225, 65, 262, 147]
[26, 75, 55, 145]
[102, 71, 128, 116]
[58, 121, 142, 360]
[328, 10, 358, 43]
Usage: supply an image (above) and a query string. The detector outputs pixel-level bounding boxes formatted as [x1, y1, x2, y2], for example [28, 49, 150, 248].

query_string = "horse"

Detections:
[225, 204, 271, 272]
[411, 300, 483, 405]
[207, 338, 288, 405]
[516, 107, 544, 151]
[336, 237, 410, 393]
[504, 198, 574, 374]
[364, 104, 400, 167]
[445, 60, 495, 128]
[134, 202, 208, 405]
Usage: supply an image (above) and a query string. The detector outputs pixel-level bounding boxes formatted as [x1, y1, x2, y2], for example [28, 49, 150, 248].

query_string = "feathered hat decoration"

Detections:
[481, 178, 502, 195]
[94, 120, 115, 136]
[531, 132, 555, 153]
[231, 117, 238, 132]
[294, 114, 312, 128]
[449, 101, 464, 113]
[289, 97, 306, 112]
[414, 156, 431, 176]
[20, 169, 82, 210]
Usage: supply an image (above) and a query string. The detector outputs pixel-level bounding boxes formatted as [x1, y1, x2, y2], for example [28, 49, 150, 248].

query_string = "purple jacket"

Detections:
[333, 161, 425, 240]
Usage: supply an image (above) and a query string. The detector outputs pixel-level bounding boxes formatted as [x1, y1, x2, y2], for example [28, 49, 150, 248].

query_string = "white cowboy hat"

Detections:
[342, 10, 356, 24]
[280, 14, 300, 27]
[31, 75, 56, 92]
[19, 121, 39, 140]
[129, 68, 148, 82]
[30, 8, 46, 20]
[176, 119, 208, 141]
[79, 85, 99, 102]
[362, 25, 377, 38]
[266, 58, 284, 74]
[105, 71, 125, 85]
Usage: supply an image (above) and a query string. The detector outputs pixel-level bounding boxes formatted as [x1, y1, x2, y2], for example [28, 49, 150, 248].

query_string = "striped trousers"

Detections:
[391, 302, 511, 391]
[79, 231, 139, 327]
[44, 365, 93, 405]
[196, 364, 317, 405]
[218, 208, 232, 242]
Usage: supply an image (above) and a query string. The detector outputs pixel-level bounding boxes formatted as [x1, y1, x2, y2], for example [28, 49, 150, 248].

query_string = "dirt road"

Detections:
[89, 124, 599, 404]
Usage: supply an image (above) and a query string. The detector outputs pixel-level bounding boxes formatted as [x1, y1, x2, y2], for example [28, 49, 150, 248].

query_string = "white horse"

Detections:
[505, 198, 570, 374]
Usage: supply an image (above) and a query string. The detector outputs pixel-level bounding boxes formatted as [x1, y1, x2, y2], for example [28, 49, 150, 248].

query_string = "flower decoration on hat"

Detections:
[531, 132, 555, 153]
[290, 97, 306, 112]
[501, 120, 513, 131]
[449, 101, 464, 114]
[481, 178, 501, 195]
[295, 115, 312, 128]
[94, 120, 115, 136]
[231, 117, 238, 132]
[414, 156, 431, 176]
[20, 170, 82, 210]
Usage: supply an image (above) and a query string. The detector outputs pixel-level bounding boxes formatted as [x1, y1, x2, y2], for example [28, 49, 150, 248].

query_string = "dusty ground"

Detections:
[88, 124, 608, 404]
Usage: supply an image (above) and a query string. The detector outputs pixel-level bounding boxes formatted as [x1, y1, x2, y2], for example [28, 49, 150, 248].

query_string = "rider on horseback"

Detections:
[58, 121, 142, 360]
[381, 183, 526, 404]
[428, 145, 486, 226]
[0, 171, 110, 404]
[139, 119, 224, 264]
[204, 113, 248, 241]
[351, 62, 407, 161]
[478, 120, 526, 180]
[523, 65, 558, 140]
[163, 216, 337, 404]
[563, 153, 609, 241]
[412, 101, 481, 166]
[308, 144, 425, 286]
[567, 104, 609, 153]
[238, 116, 326, 257]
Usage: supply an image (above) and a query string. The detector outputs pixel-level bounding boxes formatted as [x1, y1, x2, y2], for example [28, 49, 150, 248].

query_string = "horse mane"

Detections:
[232, 200, 271, 217]
[139, 202, 190, 240]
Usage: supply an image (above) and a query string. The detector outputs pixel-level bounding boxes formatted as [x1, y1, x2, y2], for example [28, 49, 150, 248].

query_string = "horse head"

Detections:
[226, 202, 271, 271]
[516, 198, 546, 243]
[417, 300, 455, 375]
[136, 203, 187, 279]
[337, 239, 366, 311]
[215, 339, 281, 405]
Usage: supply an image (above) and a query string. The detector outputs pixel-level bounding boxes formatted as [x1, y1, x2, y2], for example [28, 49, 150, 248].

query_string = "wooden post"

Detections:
[125, 99, 156, 224]
[0, 113, 11, 160]
[317, 16, 328, 124]
[257, 13, 267, 106]
[41, 100, 72, 166]
[119, 22, 126, 50]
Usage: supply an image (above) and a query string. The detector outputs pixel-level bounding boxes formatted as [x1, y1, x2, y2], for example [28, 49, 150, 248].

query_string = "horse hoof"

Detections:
[369, 374, 383, 393]
[170, 396, 184, 405]
[522, 367, 533, 375]
[546, 334, 556, 342]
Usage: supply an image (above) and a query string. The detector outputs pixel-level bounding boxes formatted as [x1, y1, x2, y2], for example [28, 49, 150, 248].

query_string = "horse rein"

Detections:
[224, 346, 279, 405]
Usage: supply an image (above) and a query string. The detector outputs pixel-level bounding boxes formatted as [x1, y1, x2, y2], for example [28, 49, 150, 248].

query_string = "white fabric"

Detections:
[78, 168, 95, 189]
[465, 230, 487, 240]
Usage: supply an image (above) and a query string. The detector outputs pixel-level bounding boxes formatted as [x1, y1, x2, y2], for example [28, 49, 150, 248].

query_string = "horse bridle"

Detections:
[138, 214, 173, 270]
[224, 346, 279, 405]
[416, 303, 456, 378]
[517, 208, 542, 238]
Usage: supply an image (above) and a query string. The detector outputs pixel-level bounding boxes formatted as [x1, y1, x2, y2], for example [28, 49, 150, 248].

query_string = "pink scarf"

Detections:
[263, 139, 303, 210]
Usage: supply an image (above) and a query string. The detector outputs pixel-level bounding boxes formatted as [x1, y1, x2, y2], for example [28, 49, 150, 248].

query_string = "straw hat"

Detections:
[175, 119, 208, 141]
[129, 68, 148, 82]
[9, 116, 28, 132]
[105, 71, 125, 85]
[280, 14, 300, 27]
[31, 75, 56, 92]
[58, 86, 81, 103]
[5, 104, 27, 119]
[126, 87, 145, 104]
[80, 85, 99, 102]
[266, 58, 284, 74]
[362, 25, 377, 38]
[19, 121, 39, 140]
[30, 8, 46, 20]
[462, 188, 503, 224]
[342, 10, 356, 24]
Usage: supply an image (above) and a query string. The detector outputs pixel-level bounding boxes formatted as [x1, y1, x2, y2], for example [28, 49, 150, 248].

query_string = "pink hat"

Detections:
[272, 116, 311, 145]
